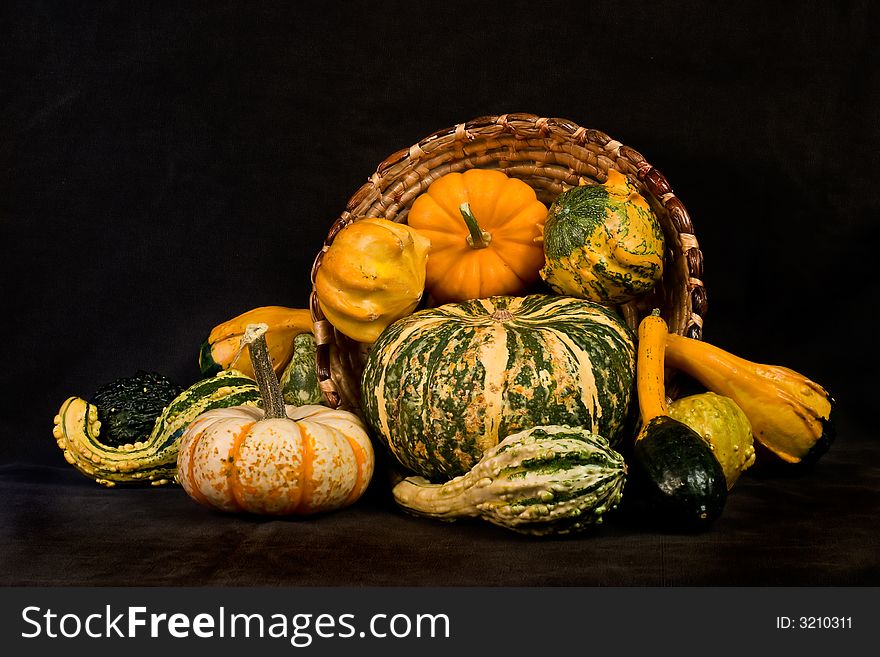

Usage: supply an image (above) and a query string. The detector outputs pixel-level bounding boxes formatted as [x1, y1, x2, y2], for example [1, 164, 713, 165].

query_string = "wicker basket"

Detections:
[309, 113, 707, 410]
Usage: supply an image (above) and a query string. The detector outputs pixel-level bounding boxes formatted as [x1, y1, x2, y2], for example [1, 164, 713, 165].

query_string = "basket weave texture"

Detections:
[309, 113, 707, 410]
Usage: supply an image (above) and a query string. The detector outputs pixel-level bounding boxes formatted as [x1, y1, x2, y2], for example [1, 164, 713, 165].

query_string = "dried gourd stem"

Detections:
[241, 323, 288, 419]
[459, 203, 492, 249]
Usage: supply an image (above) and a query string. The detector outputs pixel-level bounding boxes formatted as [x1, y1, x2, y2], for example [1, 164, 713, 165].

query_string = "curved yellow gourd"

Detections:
[635, 310, 669, 425]
[199, 305, 313, 378]
[664, 333, 834, 464]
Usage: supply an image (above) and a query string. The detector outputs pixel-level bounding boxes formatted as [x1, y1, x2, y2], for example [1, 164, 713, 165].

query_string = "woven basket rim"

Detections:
[309, 112, 707, 409]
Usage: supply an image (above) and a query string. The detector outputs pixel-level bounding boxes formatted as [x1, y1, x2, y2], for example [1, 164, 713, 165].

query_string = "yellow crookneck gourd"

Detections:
[407, 169, 548, 303]
[315, 217, 430, 343]
[199, 305, 313, 379]
[663, 333, 834, 464]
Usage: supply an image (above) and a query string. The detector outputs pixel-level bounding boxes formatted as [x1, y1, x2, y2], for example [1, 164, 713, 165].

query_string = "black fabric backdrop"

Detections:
[2, 0, 878, 585]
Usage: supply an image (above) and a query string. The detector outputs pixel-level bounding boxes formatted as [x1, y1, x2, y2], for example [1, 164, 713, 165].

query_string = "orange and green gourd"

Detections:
[540, 169, 665, 305]
[199, 305, 313, 379]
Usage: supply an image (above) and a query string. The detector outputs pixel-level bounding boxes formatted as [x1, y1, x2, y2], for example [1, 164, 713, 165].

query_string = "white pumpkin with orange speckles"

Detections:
[177, 403, 374, 516]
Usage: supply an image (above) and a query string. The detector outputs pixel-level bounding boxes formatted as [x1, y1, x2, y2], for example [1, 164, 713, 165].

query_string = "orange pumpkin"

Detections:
[177, 324, 374, 515]
[407, 169, 547, 303]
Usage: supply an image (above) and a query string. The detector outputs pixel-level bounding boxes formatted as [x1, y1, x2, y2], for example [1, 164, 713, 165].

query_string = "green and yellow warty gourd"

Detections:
[668, 392, 755, 489]
[540, 170, 665, 305]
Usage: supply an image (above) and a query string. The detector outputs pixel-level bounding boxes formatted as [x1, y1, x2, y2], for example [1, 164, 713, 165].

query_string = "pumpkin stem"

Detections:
[459, 203, 492, 249]
[241, 323, 288, 419]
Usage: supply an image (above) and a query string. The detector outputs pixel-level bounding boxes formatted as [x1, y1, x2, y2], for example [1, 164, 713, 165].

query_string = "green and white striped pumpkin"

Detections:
[361, 294, 635, 480]
[393, 424, 627, 536]
[54, 369, 261, 486]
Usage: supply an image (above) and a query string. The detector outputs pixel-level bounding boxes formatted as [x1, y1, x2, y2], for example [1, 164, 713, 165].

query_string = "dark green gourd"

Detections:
[630, 416, 727, 528]
[90, 371, 183, 447]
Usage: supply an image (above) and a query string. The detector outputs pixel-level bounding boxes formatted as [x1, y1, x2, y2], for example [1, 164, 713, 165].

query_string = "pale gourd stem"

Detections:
[459, 202, 492, 249]
[241, 323, 288, 419]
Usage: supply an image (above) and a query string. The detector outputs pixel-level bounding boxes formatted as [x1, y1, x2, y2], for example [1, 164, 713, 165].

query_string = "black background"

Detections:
[2, 1, 878, 586]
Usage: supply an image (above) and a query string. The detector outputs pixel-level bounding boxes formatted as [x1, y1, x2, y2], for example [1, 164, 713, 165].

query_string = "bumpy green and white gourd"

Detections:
[53, 370, 261, 486]
[393, 425, 627, 535]
[540, 169, 665, 305]
[361, 294, 635, 480]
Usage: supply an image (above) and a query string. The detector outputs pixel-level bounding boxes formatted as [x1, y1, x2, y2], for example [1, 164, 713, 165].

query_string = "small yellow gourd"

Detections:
[668, 392, 756, 489]
[315, 218, 430, 343]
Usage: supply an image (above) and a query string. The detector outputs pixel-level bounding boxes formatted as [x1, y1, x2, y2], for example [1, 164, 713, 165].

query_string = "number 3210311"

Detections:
[776, 617, 852, 629]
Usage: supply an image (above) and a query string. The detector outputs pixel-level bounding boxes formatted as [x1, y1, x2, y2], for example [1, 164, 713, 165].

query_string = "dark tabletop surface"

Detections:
[2, 409, 876, 587]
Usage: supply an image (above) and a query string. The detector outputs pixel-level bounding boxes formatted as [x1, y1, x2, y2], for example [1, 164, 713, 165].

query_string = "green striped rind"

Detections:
[53, 369, 260, 486]
[150, 369, 261, 451]
[392, 425, 627, 536]
[280, 333, 325, 406]
[541, 183, 664, 304]
[361, 294, 635, 480]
